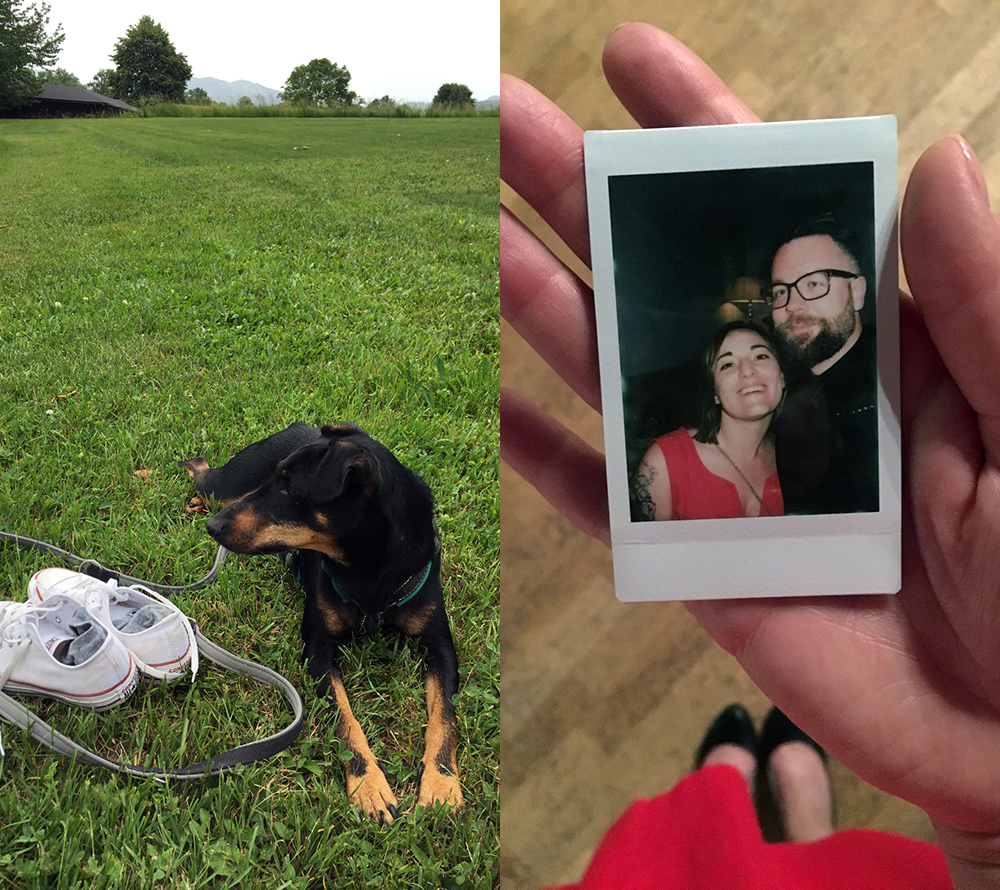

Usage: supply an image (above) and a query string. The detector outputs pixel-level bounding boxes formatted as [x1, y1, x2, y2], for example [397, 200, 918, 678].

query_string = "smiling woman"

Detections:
[631, 321, 786, 521]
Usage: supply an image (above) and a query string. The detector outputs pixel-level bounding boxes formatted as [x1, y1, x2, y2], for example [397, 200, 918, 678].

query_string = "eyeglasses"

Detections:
[763, 269, 859, 309]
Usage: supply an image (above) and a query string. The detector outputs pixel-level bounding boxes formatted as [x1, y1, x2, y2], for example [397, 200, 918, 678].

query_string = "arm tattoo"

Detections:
[632, 465, 657, 521]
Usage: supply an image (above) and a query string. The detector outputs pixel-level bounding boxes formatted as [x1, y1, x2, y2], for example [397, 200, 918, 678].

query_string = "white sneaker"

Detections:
[28, 569, 198, 682]
[0, 594, 140, 709]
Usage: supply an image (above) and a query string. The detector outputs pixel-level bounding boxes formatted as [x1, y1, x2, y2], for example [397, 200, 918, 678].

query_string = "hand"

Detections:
[502, 22, 1000, 884]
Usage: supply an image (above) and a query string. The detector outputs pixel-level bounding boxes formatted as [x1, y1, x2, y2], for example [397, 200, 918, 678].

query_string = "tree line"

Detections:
[0, 2, 480, 113]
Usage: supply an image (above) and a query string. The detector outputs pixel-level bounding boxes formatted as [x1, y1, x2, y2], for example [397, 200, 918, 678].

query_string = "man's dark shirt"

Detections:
[774, 324, 879, 514]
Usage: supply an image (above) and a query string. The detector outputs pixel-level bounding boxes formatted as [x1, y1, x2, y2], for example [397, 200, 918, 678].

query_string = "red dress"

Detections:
[655, 429, 784, 519]
[547, 765, 952, 890]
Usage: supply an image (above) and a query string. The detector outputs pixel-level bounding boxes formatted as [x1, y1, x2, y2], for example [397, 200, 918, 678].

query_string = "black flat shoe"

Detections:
[695, 703, 759, 768]
[758, 706, 827, 767]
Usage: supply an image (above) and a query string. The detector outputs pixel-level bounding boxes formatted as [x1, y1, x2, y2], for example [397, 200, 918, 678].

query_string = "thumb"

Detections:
[901, 135, 1000, 453]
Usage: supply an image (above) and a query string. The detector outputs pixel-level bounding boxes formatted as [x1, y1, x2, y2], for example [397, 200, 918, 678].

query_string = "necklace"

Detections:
[714, 442, 773, 517]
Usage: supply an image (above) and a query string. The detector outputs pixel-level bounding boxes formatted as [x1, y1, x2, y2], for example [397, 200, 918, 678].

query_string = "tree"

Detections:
[108, 16, 191, 105]
[185, 86, 209, 104]
[367, 95, 396, 111]
[0, 0, 64, 111]
[280, 58, 356, 107]
[88, 68, 114, 96]
[432, 83, 474, 108]
[36, 66, 79, 86]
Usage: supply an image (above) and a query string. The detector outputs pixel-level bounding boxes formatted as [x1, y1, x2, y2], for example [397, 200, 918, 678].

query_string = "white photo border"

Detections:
[584, 116, 900, 601]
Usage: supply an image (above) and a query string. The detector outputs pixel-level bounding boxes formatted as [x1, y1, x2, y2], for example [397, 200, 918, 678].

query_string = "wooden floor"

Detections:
[501, 1, 1000, 887]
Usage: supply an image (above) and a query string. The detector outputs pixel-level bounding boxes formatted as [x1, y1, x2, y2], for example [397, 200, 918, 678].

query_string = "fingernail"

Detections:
[954, 134, 989, 203]
[609, 21, 636, 36]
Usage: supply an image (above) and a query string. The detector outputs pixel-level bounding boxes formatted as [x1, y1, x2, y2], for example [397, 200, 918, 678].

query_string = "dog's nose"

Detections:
[206, 514, 228, 540]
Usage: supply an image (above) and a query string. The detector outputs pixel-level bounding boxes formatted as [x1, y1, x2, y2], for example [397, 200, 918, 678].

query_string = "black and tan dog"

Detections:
[179, 422, 462, 823]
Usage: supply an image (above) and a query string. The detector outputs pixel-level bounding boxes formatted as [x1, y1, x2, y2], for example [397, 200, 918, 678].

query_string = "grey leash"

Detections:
[0, 625, 304, 780]
[0, 532, 305, 778]
[0, 530, 230, 594]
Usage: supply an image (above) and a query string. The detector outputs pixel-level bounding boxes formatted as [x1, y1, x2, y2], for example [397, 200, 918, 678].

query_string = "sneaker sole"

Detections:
[134, 649, 193, 682]
[3, 661, 140, 710]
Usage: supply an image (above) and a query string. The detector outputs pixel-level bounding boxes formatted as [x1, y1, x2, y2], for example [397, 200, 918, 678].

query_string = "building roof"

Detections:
[37, 85, 137, 112]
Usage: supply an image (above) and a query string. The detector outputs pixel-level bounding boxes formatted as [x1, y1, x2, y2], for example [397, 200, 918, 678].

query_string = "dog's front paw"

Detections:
[347, 767, 400, 825]
[417, 764, 464, 811]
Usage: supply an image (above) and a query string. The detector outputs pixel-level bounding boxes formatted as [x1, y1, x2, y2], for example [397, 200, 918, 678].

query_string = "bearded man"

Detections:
[765, 216, 879, 514]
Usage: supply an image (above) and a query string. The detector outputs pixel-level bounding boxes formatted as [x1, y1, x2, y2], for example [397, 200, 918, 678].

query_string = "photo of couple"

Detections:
[610, 165, 879, 522]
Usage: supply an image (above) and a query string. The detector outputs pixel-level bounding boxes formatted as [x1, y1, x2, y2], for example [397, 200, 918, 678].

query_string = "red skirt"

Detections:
[548, 765, 952, 890]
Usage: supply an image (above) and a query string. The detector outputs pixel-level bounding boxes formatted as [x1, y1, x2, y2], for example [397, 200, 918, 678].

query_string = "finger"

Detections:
[909, 370, 1000, 661]
[500, 388, 610, 545]
[500, 207, 601, 411]
[502, 24, 759, 267]
[899, 294, 947, 441]
[500, 74, 590, 266]
[602, 23, 758, 129]
[901, 134, 1000, 454]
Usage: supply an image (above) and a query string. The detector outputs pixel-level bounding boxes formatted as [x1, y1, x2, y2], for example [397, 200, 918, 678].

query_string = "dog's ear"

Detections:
[311, 446, 379, 503]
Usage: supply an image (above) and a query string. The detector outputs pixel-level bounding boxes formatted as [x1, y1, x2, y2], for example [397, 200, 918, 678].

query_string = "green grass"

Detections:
[0, 116, 497, 888]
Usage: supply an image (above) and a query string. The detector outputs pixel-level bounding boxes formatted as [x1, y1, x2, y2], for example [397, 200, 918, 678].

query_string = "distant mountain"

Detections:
[188, 77, 281, 105]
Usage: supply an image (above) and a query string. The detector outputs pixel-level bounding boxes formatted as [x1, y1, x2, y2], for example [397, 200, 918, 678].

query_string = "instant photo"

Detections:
[585, 117, 900, 601]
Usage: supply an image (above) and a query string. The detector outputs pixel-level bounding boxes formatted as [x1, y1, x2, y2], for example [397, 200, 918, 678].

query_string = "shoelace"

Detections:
[39, 575, 200, 681]
[0, 599, 71, 756]
[0, 597, 67, 651]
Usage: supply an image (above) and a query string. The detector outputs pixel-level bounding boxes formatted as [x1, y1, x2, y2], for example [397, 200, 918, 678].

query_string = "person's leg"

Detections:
[702, 743, 756, 788]
[760, 708, 835, 842]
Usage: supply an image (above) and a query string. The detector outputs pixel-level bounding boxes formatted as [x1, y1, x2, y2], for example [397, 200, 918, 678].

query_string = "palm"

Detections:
[501, 23, 1000, 835]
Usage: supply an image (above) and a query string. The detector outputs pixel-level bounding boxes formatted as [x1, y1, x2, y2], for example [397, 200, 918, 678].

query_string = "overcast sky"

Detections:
[41, 0, 499, 104]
